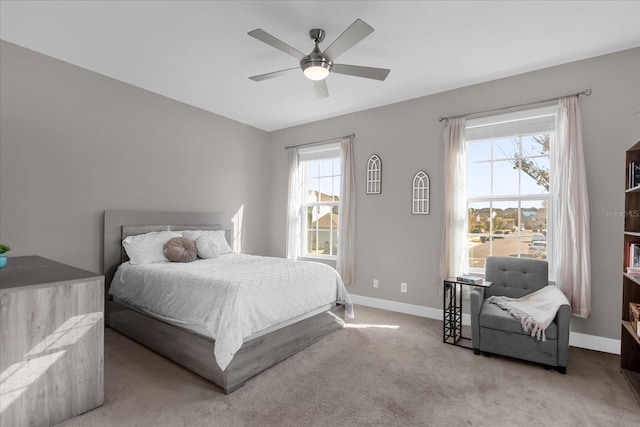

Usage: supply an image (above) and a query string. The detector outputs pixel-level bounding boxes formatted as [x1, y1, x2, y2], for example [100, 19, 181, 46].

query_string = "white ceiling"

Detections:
[1, 1, 639, 131]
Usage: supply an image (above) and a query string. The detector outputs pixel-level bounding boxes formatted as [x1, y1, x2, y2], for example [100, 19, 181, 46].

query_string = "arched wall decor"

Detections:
[366, 154, 382, 194]
[412, 170, 430, 214]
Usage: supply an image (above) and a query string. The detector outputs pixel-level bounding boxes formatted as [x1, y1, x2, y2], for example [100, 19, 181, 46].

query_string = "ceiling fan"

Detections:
[248, 18, 390, 98]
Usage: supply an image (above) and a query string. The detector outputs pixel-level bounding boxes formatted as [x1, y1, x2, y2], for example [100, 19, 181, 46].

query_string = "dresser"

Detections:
[0, 256, 104, 426]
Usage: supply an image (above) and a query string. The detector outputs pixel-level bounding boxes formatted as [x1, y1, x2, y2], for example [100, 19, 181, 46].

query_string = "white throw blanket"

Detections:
[487, 285, 570, 341]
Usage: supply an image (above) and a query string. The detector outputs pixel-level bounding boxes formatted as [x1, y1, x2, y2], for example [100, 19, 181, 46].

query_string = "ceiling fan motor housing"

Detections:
[300, 54, 333, 77]
[301, 29, 332, 80]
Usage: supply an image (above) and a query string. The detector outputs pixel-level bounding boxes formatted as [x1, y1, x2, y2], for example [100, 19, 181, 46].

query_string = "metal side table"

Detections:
[443, 277, 493, 349]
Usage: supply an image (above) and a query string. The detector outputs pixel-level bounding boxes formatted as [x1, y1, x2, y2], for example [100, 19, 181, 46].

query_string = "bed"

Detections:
[103, 210, 352, 394]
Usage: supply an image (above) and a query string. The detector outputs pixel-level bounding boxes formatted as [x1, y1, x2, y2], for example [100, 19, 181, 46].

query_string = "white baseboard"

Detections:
[350, 294, 620, 355]
[568, 331, 621, 354]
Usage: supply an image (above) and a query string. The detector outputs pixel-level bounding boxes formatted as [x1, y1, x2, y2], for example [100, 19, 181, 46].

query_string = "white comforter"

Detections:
[109, 254, 353, 370]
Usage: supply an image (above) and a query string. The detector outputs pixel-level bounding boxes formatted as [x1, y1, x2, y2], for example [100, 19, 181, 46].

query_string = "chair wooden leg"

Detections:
[473, 349, 480, 355]
[556, 366, 566, 374]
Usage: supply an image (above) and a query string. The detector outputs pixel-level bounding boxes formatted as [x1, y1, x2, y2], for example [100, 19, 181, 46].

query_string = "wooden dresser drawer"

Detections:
[0, 256, 104, 427]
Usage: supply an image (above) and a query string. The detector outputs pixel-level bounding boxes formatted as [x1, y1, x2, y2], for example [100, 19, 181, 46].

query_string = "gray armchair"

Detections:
[470, 256, 570, 373]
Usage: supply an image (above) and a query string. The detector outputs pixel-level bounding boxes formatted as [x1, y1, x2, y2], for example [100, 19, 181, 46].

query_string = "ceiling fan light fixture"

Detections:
[302, 60, 331, 81]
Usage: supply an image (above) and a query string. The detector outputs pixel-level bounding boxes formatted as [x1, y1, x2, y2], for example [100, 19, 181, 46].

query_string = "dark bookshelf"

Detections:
[622, 139, 640, 404]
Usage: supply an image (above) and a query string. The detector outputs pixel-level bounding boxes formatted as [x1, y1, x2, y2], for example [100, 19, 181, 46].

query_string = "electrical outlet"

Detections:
[401, 282, 408, 293]
[373, 279, 379, 288]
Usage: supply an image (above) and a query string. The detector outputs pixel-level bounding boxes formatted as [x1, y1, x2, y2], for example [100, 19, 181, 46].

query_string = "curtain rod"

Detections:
[284, 133, 355, 150]
[438, 89, 592, 123]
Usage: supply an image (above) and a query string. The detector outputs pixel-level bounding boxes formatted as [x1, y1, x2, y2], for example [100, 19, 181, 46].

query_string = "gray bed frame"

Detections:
[103, 210, 345, 394]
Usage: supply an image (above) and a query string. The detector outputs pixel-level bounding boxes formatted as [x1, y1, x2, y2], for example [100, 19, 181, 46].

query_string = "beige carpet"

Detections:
[61, 305, 639, 427]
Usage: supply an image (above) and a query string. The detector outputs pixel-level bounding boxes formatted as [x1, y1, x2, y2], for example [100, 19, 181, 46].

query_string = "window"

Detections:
[465, 106, 556, 274]
[299, 143, 341, 258]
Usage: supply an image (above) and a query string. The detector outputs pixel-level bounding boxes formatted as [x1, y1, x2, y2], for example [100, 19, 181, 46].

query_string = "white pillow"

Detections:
[195, 235, 220, 259]
[122, 231, 183, 265]
[182, 230, 233, 255]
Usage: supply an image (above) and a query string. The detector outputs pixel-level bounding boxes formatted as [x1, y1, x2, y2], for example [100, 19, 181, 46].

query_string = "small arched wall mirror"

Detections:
[366, 154, 382, 194]
[412, 170, 430, 215]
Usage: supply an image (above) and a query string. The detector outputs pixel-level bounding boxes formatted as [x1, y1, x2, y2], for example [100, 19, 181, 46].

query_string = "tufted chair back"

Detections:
[484, 256, 548, 299]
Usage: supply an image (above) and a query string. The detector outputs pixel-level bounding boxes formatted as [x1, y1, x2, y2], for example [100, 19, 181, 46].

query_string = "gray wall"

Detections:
[0, 41, 271, 274]
[268, 47, 640, 340]
[2, 39, 639, 342]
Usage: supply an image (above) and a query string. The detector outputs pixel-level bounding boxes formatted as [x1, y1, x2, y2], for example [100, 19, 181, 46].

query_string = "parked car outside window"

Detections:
[529, 240, 547, 258]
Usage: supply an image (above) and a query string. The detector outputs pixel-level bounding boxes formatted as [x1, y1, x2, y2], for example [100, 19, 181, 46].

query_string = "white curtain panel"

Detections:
[337, 136, 356, 285]
[552, 96, 591, 318]
[438, 117, 468, 294]
[285, 147, 302, 260]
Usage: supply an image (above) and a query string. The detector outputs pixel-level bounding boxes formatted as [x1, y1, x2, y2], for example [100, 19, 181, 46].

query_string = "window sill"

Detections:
[297, 256, 337, 268]
[299, 254, 337, 261]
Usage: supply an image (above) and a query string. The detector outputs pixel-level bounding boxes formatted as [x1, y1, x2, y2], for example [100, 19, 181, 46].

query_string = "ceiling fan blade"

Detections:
[248, 29, 306, 60]
[331, 64, 390, 81]
[313, 80, 329, 98]
[249, 67, 299, 81]
[322, 19, 374, 60]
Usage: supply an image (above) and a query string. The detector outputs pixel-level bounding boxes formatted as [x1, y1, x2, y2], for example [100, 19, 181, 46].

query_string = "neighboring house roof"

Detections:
[308, 190, 339, 202]
[311, 213, 338, 229]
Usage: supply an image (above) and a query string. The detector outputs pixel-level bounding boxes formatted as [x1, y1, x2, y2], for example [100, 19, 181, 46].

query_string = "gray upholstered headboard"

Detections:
[120, 224, 226, 264]
[103, 210, 231, 294]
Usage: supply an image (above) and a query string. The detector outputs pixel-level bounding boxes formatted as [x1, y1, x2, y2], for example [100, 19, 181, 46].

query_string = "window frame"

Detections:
[465, 106, 556, 277]
[298, 142, 342, 260]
